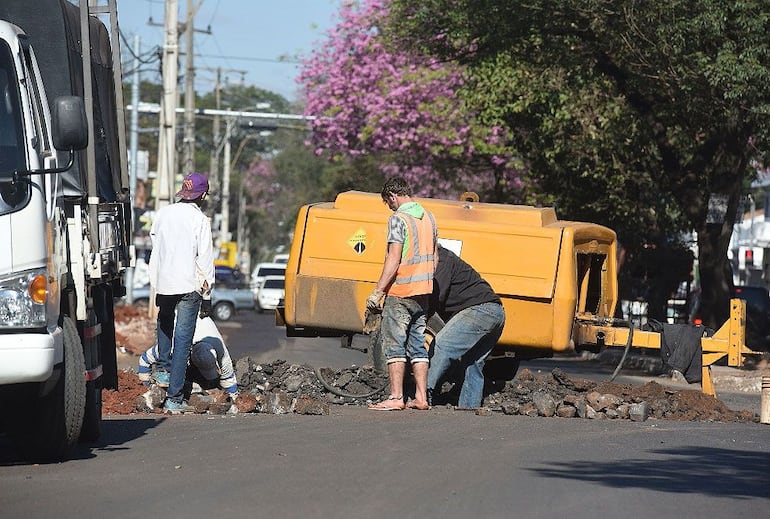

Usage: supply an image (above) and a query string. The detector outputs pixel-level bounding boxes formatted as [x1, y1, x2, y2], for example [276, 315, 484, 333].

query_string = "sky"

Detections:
[117, 0, 341, 103]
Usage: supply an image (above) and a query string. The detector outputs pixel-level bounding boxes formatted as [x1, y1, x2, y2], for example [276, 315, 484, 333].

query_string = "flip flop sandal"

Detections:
[406, 400, 430, 410]
[368, 396, 405, 411]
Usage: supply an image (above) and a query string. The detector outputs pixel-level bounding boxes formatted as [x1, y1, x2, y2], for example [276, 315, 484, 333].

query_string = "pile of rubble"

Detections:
[103, 358, 389, 416]
[478, 367, 756, 422]
[102, 357, 758, 422]
[106, 304, 760, 422]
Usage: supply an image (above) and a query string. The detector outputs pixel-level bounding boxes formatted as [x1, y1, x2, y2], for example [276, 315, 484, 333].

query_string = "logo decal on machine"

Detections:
[348, 228, 367, 255]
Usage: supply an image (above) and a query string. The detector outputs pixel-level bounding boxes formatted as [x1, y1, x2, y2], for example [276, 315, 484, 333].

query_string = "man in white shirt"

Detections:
[149, 172, 216, 413]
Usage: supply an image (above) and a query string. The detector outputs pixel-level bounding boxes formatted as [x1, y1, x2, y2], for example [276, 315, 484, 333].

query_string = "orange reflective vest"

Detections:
[388, 209, 437, 298]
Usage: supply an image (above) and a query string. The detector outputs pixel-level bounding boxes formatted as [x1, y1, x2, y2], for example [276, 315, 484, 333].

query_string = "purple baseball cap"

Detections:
[176, 172, 209, 200]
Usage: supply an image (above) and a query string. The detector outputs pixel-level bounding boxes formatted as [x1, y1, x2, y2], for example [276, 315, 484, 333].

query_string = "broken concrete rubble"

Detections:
[479, 367, 755, 422]
[101, 358, 758, 423]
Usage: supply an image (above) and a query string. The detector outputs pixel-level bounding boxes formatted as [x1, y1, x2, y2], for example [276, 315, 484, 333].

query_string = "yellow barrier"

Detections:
[575, 298, 755, 396]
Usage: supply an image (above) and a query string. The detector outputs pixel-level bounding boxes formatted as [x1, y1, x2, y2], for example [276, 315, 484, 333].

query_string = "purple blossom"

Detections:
[297, 0, 523, 200]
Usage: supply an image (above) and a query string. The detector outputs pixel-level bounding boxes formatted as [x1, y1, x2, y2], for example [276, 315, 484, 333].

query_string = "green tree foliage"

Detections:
[388, 0, 770, 326]
[240, 129, 385, 262]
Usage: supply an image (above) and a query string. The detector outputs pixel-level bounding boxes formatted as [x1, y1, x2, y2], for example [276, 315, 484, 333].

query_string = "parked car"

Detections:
[256, 275, 285, 313]
[215, 265, 248, 288]
[250, 262, 286, 294]
[127, 282, 256, 322]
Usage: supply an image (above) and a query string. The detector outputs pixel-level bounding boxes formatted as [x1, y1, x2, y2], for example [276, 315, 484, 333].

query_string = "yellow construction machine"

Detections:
[278, 191, 756, 396]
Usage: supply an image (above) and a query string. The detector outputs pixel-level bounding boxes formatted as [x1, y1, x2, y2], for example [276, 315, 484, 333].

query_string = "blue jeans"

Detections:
[380, 295, 429, 363]
[156, 292, 202, 403]
[427, 302, 505, 408]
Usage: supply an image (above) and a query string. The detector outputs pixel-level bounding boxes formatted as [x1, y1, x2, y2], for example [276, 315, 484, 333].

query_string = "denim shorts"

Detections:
[380, 295, 429, 363]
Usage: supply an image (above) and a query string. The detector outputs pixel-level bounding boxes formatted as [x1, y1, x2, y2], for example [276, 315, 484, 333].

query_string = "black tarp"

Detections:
[646, 319, 707, 383]
[0, 0, 123, 200]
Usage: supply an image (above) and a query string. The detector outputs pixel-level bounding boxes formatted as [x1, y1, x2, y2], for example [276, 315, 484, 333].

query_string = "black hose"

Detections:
[313, 367, 387, 399]
[609, 319, 634, 382]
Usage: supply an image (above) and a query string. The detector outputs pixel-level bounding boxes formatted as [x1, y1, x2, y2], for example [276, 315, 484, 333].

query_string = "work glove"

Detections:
[363, 308, 382, 334]
[366, 288, 385, 312]
[200, 298, 212, 319]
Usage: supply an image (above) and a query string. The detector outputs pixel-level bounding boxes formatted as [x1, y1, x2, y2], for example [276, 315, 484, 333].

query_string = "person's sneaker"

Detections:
[163, 400, 195, 414]
[153, 371, 170, 388]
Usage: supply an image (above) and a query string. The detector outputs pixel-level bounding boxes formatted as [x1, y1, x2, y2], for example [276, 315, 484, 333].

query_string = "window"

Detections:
[263, 278, 285, 290]
[0, 40, 25, 175]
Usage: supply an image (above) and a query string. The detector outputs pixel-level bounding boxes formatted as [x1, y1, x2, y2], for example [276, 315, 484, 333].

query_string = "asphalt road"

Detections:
[1, 408, 768, 518]
[1, 310, 768, 518]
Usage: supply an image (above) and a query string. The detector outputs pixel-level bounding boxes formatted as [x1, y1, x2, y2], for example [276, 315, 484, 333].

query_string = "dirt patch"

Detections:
[102, 369, 157, 415]
[114, 304, 155, 355]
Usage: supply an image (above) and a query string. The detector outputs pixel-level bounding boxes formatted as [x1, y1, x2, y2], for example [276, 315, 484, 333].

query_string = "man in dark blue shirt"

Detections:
[428, 246, 506, 408]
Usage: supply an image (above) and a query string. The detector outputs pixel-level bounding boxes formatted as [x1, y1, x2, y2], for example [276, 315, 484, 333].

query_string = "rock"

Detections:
[235, 392, 259, 413]
[267, 390, 293, 414]
[629, 402, 649, 422]
[335, 372, 354, 387]
[209, 402, 232, 414]
[556, 404, 577, 418]
[586, 404, 597, 419]
[295, 395, 330, 415]
[284, 374, 305, 393]
[475, 407, 493, 416]
[617, 403, 630, 419]
[501, 401, 520, 415]
[189, 394, 213, 413]
[135, 386, 165, 412]
[517, 368, 535, 381]
[520, 402, 538, 417]
[532, 390, 557, 417]
[574, 398, 587, 418]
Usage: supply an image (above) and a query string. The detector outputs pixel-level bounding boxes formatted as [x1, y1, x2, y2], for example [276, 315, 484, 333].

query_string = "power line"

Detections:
[196, 53, 301, 64]
[119, 29, 161, 64]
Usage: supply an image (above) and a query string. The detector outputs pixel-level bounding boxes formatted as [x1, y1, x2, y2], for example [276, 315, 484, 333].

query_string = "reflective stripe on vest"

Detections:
[389, 210, 436, 297]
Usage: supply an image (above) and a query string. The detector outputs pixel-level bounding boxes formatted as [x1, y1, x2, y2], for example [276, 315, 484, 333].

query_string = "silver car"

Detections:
[126, 284, 255, 321]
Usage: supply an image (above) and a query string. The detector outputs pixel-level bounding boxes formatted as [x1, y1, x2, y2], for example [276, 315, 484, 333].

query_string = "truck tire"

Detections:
[213, 301, 234, 321]
[11, 317, 86, 462]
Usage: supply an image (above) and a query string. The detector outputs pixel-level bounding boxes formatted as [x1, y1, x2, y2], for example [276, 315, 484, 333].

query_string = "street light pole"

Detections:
[221, 114, 234, 243]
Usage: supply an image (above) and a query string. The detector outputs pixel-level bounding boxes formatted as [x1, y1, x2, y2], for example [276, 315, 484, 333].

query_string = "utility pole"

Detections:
[182, 0, 196, 174]
[201, 66, 246, 200]
[221, 114, 234, 242]
[126, 34, 141, 304]
[181, 0, 211, 173]
[209, 67, 221, 197]
[153, 0, 209, 207]
[155, 0, 179, 210]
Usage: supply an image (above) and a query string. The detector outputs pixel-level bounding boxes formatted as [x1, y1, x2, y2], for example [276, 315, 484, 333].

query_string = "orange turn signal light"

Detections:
[29, 275, 48, 304]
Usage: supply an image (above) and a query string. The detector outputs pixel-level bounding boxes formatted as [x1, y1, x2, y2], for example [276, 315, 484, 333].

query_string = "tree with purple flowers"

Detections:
[298, 0, 525, 202]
